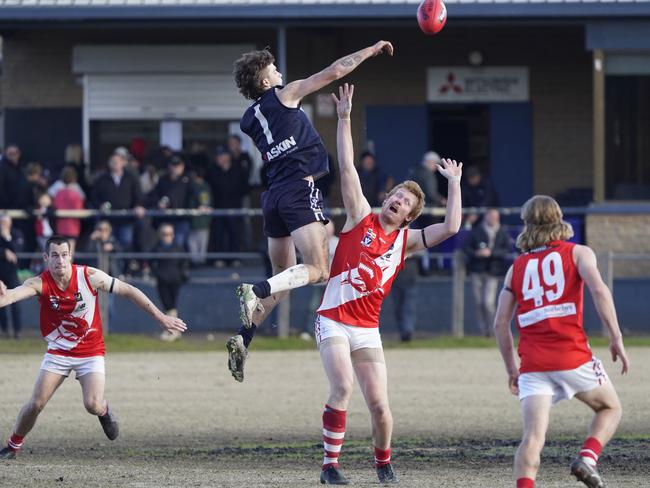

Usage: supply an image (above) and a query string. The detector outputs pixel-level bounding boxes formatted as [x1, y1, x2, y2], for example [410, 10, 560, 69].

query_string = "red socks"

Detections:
[374, 447, 391, 468]
[516, 478, 534, 488]
[579, 437, 603, 467]
[7, 433, 24, 452]
[322, 405, 346, 470]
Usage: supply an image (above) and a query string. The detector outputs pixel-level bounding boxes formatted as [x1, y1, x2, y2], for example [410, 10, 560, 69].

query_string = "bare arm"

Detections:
[0, 277, 41, 308]
[277, 41, 393, 106]
[574, 245, 629, 374]
[406, 159, 462, 254]
[493, 266, 520, 395]
[86, 267, 187, 334]
[331, 84, 371, 231]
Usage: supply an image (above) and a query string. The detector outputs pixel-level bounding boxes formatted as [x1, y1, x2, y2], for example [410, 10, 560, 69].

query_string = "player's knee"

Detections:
[27, 398, 47, 414]
[331, 383, 353, 403]
[83, 397, 105, 415]
[369, 401, 391, 421]
[521, 433, 545, 453]
[308, 264, 329, 284]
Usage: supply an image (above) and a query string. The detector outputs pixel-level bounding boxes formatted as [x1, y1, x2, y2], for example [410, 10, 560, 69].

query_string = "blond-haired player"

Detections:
[494, 195, 629, 488]
[315, 83, 462, 484]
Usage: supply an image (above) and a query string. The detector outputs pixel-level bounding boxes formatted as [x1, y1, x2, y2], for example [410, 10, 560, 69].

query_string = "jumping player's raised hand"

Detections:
[160, 315, 187, 334]
[609, 336, 630, 375]
[332, 83, 354, 120]
[371, 40, 394, 57]
[437, 158, 463, 181]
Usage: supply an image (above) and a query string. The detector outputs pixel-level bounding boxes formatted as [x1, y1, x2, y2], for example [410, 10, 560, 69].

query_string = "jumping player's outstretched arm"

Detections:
[574, 245, 630, 374]
[332, 83, 371, 231]
[405, 159, 462, 254]
[493, 266, 520, 395]
[86, 267, 187, 334]
[0, 277, 41, 308]
[278, 41, 393, 107]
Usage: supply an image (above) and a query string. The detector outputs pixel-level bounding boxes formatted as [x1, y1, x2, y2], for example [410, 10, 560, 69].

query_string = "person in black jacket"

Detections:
[146, 155, 195, 250]
[90, 150, 146, 251]
[206, 149, 248, 265]
[151, 223, 188, 341]
[462, 208, 511, 336]
[0, 215, 23, 339]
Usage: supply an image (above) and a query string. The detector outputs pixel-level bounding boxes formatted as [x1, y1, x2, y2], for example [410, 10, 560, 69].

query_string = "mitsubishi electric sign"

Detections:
[427, 67, 529, 102]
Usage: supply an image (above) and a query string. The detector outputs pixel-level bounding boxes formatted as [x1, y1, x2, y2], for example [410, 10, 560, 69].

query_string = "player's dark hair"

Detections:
[233, 48, 276, 100]
[45, 235, 71, 254]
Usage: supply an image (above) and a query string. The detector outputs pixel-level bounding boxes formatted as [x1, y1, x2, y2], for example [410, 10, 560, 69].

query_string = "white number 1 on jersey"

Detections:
[522, 252, 565, 307]
[254, 104, 274, 145]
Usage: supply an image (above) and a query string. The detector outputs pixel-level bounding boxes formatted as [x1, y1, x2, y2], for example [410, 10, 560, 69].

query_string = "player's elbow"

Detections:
[443, 220, 461, 237]
[328, 64, 346, 81]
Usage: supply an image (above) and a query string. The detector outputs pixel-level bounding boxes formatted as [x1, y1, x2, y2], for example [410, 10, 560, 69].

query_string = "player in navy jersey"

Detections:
[227, 41, 394, 382]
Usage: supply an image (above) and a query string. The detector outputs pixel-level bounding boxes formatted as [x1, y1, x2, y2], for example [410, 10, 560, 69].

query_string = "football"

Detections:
[417, 0, 448, 35]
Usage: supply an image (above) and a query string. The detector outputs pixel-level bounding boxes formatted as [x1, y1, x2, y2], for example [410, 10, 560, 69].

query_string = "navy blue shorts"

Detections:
[262, 179, 329, 238]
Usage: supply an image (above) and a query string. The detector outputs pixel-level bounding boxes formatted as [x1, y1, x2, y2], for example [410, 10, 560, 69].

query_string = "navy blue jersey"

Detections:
[240, 86, 329, 188]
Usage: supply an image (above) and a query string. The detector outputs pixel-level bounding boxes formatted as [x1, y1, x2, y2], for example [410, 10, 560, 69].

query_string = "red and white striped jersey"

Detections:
[511, 240, 591, 373]
[39, 264, 105, 358]
[318, 213, 408, 328]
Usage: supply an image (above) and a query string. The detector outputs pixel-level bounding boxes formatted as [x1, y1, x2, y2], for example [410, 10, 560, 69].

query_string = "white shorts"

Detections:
[315, 315, 382, 351]
[518, 357, 609, 405]
[40, 353, 105, 379]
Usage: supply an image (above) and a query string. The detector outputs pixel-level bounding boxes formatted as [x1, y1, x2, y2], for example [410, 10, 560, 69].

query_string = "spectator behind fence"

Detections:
[139, 164, 159, 195]
[90, 149, 146, 251]
[0, 145, 34, 258]
[409, 151, 446, 227]
[228, 135, 253, 251]
[390, 256, 420, 342]
[63, 143, 89, 196]
[0, 215, 23, 339]
[34, 192, 55, 255]
[206, 149, 248, 266]
[358, 150, 393, 207]
[462, 166, 500, 228]
[84, 220, 123, 277]
[26, 162, 49, 204]
[188, 169, 212, 266]
[53, 167, 85, 256]
[146, 155, 195, 249]
[462, 208, 511, 336]
[0, 145, 31, 210]
[151, 223, 188, 342]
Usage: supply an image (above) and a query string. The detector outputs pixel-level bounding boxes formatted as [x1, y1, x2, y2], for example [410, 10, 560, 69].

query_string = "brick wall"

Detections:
[586, 212, 650, 277]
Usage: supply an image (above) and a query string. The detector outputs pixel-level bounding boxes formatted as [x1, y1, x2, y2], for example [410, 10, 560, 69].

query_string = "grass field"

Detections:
[0, 343, 649, 487]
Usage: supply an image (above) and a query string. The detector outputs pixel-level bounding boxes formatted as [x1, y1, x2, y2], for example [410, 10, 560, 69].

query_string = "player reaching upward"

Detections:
[315, 84, 462, 484]
[493, 195, 629, 488]
[227, 41, 394, 382]
[0, 236, 186, 459]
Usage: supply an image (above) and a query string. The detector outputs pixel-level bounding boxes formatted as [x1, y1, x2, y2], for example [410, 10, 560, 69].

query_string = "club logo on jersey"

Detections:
[49, 296, 60, 310]
[341, 252, 387, 296]
[75, 292, 82, 302]
[361, 228, 377, 247]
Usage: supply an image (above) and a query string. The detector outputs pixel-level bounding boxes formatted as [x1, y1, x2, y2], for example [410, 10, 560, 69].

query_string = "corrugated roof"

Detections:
[2, 0, 650, 5]
[1, 0, 650, 21]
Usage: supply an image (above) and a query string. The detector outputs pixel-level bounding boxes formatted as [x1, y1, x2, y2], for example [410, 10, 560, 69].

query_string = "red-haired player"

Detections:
[0, 236, 186, 459]
[315, 83, 462, 484]
[494, 195, 630, 488]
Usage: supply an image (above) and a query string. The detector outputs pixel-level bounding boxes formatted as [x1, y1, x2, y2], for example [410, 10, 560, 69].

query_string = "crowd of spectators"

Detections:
[0, 139, 512, 339]
[0, 137, 256, 272]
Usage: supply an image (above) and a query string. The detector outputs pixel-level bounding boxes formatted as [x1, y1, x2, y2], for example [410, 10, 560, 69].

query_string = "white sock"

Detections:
[268, 264, 310, 294]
